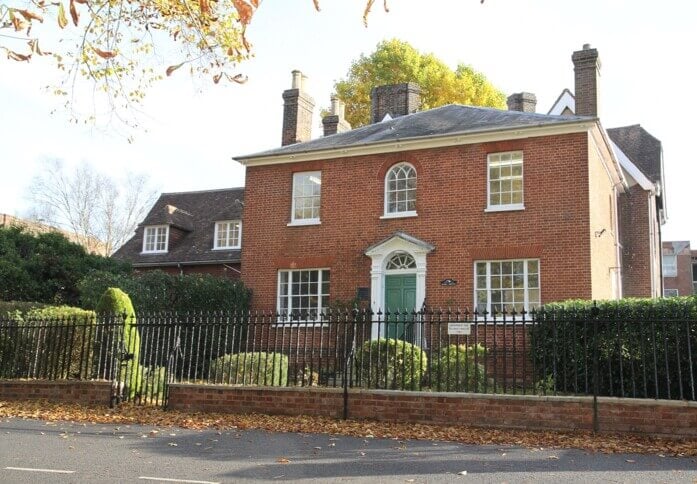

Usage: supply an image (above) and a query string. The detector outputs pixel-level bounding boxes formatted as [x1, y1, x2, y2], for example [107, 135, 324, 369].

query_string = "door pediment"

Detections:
[364, 231, 435, 258]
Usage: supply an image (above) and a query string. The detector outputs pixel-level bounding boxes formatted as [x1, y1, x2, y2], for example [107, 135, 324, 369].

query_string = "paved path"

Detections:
[0, 417, 695, 483]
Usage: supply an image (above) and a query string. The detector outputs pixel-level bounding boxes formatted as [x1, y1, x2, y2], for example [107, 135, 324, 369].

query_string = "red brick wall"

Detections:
[619, 185, 653, 297]
[167, 384, 697, 438]
[135, 263, 241, 279]
[0, 380, 112, 406]
[663, 242, 694, 296]
[242, 133, 596, 310]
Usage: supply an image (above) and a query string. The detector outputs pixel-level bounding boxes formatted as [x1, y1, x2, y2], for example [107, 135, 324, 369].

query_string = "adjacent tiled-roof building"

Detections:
[112, 188, 244, 278]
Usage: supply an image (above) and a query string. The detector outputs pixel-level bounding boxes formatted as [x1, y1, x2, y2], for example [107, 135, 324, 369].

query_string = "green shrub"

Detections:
[531, 296, 697, 399]
[0, 226, 129, 305]
[79, 270, 251, 313]
[140, 365, 167, 403]
[355, 338, 427, 390]
[0, 301, 48, 320]
[0, 304, 95, 379]
[432, 344, 487, 392]
[96, 288, 141, 398]
[209, 352, 288, 386]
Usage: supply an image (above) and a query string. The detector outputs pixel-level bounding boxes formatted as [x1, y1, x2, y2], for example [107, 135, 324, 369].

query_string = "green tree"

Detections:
[0, 226, 130, 304]
[0, 0, 394, 129]
[333, 39, 506, 127]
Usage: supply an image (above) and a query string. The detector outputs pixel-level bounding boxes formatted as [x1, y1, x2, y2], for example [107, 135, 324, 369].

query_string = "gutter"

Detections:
[133, 259, 240, 267]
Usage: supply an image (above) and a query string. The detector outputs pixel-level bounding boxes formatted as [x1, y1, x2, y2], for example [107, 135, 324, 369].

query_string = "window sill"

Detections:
[380, 211, 418, 220]
[212, 247, 241, 251]
[140, 251, 168, 255]
[287, 220, 321, 227]
[484, 204, 525, 213]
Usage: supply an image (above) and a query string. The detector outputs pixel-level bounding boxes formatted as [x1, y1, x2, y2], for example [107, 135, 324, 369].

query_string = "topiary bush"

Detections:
[209, 352, 288, 386]
[96, 288, 141, 399]
[0, 301, 49, 320]
[432, 344, 487, 393]
[530, 296, 697, 400]
[355, 338, 427, 390]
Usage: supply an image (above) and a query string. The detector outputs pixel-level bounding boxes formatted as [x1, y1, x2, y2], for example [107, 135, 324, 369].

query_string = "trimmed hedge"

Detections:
[0, 305, 96, 379]
[355, 338, 427, 390]
[531, 296, 697, 400]
[433, 344, 487, 393]
[209, 352, 289, 386]
[96, 288, 141, 398]
[78, 270, 251, 313]
[0, 301, 49, 320]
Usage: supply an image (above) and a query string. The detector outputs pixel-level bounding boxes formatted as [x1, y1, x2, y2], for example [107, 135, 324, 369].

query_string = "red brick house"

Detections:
[113, 188, 244, 278]
[662, 241, 696, 297]
[235, 45, 659, 320]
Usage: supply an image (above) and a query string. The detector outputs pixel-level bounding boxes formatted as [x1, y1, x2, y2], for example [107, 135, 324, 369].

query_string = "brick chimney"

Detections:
[370, 83, 421, 124]
[282, 70, 315, 146]
[322, 96, 351, 136]
[506, 92, 537, 113]
[572, 44, 601, 117]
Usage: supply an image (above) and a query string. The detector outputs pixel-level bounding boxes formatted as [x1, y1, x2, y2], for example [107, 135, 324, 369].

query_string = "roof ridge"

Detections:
[161, 187, 244, 196]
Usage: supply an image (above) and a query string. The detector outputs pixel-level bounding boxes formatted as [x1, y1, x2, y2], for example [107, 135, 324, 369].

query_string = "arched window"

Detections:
[386, 252, 416, 270]
[384, 163, 416, 215]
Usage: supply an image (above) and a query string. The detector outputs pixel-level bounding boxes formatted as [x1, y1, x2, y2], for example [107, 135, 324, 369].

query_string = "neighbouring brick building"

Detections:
[234, 44, 663, 321]
[113, 188, 244, 278]
[662, 241, 696, 297]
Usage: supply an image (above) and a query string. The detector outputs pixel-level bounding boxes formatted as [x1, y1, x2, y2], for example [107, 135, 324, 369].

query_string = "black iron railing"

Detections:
[1, 307, 696, 407]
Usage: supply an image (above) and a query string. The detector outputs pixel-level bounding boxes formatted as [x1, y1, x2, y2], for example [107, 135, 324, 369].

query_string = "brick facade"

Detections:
[0, 380, 112, 406]
[663, 241, 694, 296]
[167, 384, 697, 438]
[241, 131, 620, 311]
[619, 185, 654, 297]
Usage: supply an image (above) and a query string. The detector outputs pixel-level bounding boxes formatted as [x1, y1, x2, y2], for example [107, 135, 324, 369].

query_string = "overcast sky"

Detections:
[1, 0, 695, 244]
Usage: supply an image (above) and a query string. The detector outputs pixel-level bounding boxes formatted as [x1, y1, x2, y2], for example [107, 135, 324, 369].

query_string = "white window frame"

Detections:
[213, 220, 242, 250]
[289, 171, 322, 226]
[142, 225, 169, 254]
[486, 151, 525, 212]
[276, 268, 330, 324]
[474, 259, 540, 316]
[382, 162, 417, 219]
[663, 288, 679, 298]
[662, 254, 677, 277]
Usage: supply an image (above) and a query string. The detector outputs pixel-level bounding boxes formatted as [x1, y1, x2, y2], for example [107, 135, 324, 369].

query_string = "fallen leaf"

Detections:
[276, 457, 290, 464]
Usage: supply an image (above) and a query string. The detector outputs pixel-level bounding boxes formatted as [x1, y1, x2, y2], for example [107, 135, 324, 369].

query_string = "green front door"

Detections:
[385, 274, 416, 341]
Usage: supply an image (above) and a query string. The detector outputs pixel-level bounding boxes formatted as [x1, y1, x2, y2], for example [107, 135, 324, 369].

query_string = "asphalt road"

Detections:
[0, 417, 695, 483]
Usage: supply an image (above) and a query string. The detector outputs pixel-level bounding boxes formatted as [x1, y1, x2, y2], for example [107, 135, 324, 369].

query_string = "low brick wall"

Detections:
[0, 380, 112, 406]
[168, 384, 697, 439]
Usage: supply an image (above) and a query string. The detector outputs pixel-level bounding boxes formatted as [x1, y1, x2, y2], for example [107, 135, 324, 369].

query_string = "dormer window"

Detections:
[214, 220, 242, 249]
[142, 225, 168, 253]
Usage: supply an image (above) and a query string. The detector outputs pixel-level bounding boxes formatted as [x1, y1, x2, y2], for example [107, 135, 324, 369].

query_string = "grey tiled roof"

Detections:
[607, 125, 663, 185]
[113, 188, 244, 266]
[236, 104, 594, 160]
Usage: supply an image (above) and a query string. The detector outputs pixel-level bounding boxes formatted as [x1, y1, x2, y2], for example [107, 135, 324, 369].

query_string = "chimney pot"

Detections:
[291, 70, 303, 89]
[323, 95, 351, 137]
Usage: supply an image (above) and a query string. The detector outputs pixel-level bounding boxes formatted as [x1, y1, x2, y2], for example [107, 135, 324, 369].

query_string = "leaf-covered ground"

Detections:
[1, 399, 696, 457]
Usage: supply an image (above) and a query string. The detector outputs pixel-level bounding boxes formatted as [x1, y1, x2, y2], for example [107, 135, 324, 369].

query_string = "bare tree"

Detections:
[26, 159, 158, 255]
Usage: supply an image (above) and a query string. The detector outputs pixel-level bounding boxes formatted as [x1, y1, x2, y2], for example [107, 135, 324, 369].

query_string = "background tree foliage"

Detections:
[0, 226, 130, 304]
[26, 159, 158, 255]
[333, 39, 506, 128]
[0, 0, 392, 127]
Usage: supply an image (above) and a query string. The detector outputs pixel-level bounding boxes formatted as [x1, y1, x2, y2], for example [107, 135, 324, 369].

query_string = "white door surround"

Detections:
[364, 232, 435, 340]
